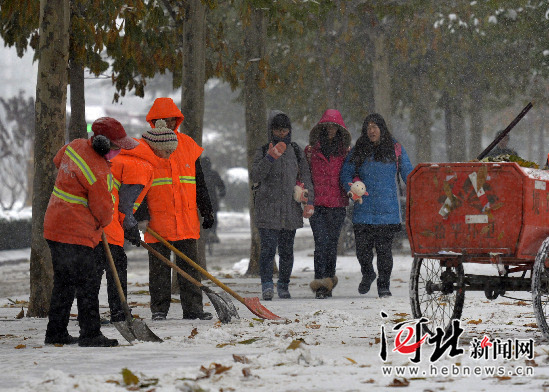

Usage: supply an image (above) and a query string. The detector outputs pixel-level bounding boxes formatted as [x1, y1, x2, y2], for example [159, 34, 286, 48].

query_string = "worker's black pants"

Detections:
[45, 241, 102, 340]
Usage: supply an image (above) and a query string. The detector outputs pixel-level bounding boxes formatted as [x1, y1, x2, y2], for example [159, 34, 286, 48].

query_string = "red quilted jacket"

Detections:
[305, 143, 349, 208]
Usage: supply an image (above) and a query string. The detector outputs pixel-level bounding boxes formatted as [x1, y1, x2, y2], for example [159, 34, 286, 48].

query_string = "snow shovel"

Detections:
[101, 233, 163, 343]
[146, 228, 283, 320]
[140, 240, 238, 323]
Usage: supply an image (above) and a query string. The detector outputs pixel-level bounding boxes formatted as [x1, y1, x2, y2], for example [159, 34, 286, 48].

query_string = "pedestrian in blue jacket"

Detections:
[340, 113, 413, 298]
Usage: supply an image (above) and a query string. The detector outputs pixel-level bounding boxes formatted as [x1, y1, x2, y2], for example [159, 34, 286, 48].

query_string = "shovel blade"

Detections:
[112, 321, 138, 343]
[113, 319, 163, 343]
[243, 297, 282, 320]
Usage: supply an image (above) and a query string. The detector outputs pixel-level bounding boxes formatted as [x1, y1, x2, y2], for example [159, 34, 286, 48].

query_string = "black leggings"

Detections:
[353, 224, 399, 291]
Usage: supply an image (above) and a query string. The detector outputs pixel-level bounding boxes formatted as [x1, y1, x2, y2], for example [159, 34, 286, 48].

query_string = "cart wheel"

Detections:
[531, 237, 549, 340]
[410, 257, 465, 335]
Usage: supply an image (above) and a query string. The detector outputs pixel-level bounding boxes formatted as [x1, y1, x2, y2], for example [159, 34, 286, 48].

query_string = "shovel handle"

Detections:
[101, 232, 133, 321]
[477, 102, 533, 160]
[146, 228, 246, 305]
[139, 240, 205, 290]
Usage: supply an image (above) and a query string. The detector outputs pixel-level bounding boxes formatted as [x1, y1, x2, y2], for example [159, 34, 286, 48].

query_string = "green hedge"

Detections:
[0, 219, 32, 250]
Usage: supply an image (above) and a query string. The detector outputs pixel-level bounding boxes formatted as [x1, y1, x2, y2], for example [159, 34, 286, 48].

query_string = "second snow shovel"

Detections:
[101, 232, 163, 343]
[146, 228, 283, 320]
[140, 240, 238, 323]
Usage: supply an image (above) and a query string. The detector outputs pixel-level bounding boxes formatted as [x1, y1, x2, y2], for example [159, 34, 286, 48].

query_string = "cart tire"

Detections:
[531, 237, 549, 340]
[410, 257, 465, 335]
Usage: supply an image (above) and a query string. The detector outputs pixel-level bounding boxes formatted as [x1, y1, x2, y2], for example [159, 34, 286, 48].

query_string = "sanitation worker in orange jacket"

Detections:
[43, 117, 138, 347]
[96, 120, 180, 323]
[138, 97, 214, 321]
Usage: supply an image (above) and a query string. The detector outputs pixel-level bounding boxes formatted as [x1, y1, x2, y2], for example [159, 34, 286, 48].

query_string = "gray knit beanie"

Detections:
[142, 119, 178, 154]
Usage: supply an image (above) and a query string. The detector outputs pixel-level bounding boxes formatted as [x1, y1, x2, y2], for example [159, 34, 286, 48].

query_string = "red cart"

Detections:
[406, 161, 549, 337]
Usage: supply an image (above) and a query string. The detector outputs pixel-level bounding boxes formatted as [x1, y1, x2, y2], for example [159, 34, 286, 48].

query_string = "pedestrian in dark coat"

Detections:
[250, 110, 314, 300]
[485, 130, 518, 157]
[340, 113, 413, 298]
[201, 156, 226, 242]
[304, 109, 351, 299]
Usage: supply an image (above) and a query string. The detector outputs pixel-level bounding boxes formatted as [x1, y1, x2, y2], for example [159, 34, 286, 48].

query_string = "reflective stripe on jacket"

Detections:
[103, 143, 155, 246]
[144, 132, 204, 242]
[44, 139, 114, 248]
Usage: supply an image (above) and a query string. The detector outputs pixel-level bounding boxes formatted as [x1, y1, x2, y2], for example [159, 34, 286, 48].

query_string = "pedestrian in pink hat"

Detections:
[304, 109, 351, 299]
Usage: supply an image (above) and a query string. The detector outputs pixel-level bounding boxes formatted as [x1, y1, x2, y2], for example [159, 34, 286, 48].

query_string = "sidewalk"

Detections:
[0, 247, 30, 266]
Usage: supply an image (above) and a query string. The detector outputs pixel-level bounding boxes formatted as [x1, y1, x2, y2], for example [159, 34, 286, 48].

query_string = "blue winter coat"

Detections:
[340, 143, 413, 225]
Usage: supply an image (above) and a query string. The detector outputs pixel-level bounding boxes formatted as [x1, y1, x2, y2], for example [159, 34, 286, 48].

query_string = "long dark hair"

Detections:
[318, 125, 345, 157]
[350, 113, 396, 167]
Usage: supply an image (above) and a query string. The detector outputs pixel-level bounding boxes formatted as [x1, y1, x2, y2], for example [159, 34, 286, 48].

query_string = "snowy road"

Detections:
[2, 212, 549, 391]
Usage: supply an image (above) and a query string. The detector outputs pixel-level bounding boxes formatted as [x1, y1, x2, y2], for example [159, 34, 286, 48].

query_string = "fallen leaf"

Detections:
[188, 328, 198, 339]
[388, 377, 410, 387]
[242, 368, 252, 377]
[345, 357, 356, 364]
[238, 338, 260, 345]
[200, 363, 232, 377]
[130, 290, 150, 296]
[14, 344, 26, 349]
[305, 324, 321, 329]
[523, 323, 537, 328]
[287, 339, 304, 350]
[233, 354, 250, 364]
[467, 319, 482, 325]
[122, 368, 139, 385]
[525, 359, 538, 367]
[496, 376, 512, 381]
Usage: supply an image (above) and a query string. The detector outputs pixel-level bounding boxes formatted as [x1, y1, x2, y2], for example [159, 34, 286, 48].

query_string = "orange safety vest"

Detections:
[103, 142, 156, 246]
[144, 132, 204, 242]
[44, 139, 114, 248]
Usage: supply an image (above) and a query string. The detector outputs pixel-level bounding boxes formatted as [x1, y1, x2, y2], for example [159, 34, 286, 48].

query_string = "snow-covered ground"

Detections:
[1, 212, 549, 391]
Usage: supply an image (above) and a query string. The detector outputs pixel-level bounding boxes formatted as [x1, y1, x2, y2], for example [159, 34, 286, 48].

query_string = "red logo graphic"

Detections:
[393, 326, 429, 354]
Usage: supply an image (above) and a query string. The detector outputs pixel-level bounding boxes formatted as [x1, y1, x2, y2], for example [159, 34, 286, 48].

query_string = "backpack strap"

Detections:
[394, 142, 403, 195]
[290, 142, 302, 164]
[394, 142, 402, 174]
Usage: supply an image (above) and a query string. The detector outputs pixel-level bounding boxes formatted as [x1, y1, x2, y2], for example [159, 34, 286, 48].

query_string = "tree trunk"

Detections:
[181, 0, 205, 142]
[28, 0, 70, 318]
[68, 58, 87, 141]
[372, 32, 391, 121]
[538, 109, 546, 165]
[469, 88, 483, 159]
[411, 66, 431, 163]
[181, 0, 207, 269]
[453, 96, 466, 161]
[243, 7, 266, 276]
[442, 92, 454, 162]
[442, 92, 466, 162]
[25, 144, 34, 207]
